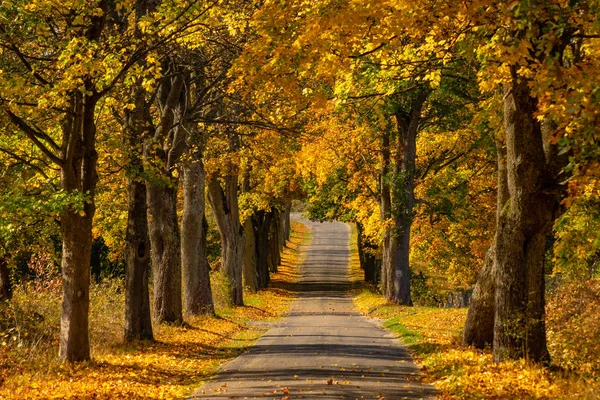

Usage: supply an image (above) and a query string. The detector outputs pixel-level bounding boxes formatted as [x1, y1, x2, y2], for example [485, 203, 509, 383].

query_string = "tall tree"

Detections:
[122, 82, 154, 341]
[207, 132, 244, 306]
[0, 0, 117, 362]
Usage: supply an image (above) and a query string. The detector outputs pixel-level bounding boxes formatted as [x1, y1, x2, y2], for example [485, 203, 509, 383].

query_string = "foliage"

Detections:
[546, 279, 600, 377]
[553, 181, 600, 281]
[411, 127, 496, 289]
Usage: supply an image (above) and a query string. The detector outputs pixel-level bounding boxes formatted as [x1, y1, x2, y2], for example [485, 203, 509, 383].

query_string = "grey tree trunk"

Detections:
[278, 207, 287, 251]
[147, 183, 183, 323]
[268, 210, 281, 273]
[380, 129, 393, 298]
[384, 91, 429, 305]
[462, 139, 508, 348]
[357, 222, 379, 285]
[123, 81, 153, 342]
[242, 218, 258, 292]
[282, 203, 292, 243]
[58, 88, 100, 362]
[144, 73, 185, 324]
[124, 175, 153, 340]
[181, 154, 214, 315]
[493, 72, 555, 363]
[462, 246, 496, 348]
[207, 174, 244, 306]
[0, 258, 11, 301]
[253, 210, 272, 289]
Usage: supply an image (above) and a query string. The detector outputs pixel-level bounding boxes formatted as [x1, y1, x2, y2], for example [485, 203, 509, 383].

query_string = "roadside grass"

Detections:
[0, 221, 311, 399]
[349, 228, 600, 399]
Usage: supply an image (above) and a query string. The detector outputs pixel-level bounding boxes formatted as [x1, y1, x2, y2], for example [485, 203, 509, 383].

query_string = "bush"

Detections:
[410, 271, 442, 307]
[546, 278, 600, 376]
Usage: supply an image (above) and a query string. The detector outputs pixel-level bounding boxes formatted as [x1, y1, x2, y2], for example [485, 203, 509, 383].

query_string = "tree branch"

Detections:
[2, 107, 64, 166]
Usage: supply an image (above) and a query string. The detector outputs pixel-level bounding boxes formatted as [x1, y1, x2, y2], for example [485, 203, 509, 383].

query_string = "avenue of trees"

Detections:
[0, 0, 598, 372]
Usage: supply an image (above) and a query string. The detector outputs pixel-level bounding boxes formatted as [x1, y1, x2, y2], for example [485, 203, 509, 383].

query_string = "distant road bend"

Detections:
[192, 215, 436, 399]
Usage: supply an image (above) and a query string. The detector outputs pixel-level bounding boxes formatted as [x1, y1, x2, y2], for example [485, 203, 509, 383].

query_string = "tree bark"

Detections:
[278, 207, 287, 250]
[124, 175, 153, 340]
[462, 138, 509, 348]
[493, 72, 555, 363]
[252, 210, 272, 289]
[0, 257, 12, 301]
[282, 203, 292, 243]
[384, 91, 429, 305]
[144, 72, 185, 324]
[147, 182, 183, 323]
[242, 217, 258, 292]
[59, 88, 99, 362]
[123, 79, 154, 342]
[380, 129, 393, 299]
[462, 245, 496, 348]
[181, 154, 214, 315]
[207, 174, 244, 306]
[357, 222, 379, 285]
[268, 210, 282, 273]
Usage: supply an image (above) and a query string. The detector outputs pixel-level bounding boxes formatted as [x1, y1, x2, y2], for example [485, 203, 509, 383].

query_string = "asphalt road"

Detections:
[191, 217, 436, 400]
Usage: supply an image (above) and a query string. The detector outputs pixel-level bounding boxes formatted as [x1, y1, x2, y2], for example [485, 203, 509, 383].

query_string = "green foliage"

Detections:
[410, 271, 442, 307]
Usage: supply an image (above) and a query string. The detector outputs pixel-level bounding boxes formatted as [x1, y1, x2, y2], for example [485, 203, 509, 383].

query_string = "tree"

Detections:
[461, 0, 600, 362]
[207, 131, 244, 306]
[0, 0, 123, 362]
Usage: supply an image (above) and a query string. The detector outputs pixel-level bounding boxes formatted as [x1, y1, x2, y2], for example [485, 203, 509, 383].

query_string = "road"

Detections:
[191, 217, 436, 399]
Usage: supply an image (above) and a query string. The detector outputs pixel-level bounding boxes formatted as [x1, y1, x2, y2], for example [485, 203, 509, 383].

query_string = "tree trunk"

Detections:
[389, 218, 412, 305]
[268, 210, 281, 273]
[181, 155, 214, 315]
[144, 72, 185, 324]
[0, 258, 12, 301]
[462, 245, 496, 348]
[493, 73, 555, 363]
[282, 203, 292, 243]
[278, 207, 287, 250]
[59, 89, 99, 362]
[207, 174, 244, 306]
[380, 129, 393, 298]
[384, 91, 429, 305]
[124, 176, 153, 340]
[146, 183, 183, 323]
[463, 139, 509, 348]
[357, 222, 378, 285]
[242, 217, 258, 292]
[253, 210, 272, 289]
[123, 80, 154, 342]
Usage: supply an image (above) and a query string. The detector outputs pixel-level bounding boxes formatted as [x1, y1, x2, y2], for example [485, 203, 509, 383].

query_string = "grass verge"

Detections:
[0, 221, 311, 399]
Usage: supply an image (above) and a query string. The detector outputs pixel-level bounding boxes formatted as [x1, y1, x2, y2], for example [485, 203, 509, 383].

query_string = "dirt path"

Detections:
[191, 217, 436, 399]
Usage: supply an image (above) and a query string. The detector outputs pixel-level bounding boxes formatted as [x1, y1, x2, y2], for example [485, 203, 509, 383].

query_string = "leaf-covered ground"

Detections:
[0, 222, 310, 399]
[350, 249, 600, 399]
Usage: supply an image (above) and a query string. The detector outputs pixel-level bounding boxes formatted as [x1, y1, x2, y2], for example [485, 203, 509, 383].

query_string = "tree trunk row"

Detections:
[242, 206, 291, 292]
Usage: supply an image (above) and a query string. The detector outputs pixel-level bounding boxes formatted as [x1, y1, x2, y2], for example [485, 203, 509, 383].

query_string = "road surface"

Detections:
[191, 217, 436, 399]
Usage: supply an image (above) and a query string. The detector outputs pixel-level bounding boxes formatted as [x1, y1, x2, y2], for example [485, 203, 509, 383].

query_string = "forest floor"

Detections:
[0, 221, 310, 399]
[349, 235, 600, 399]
